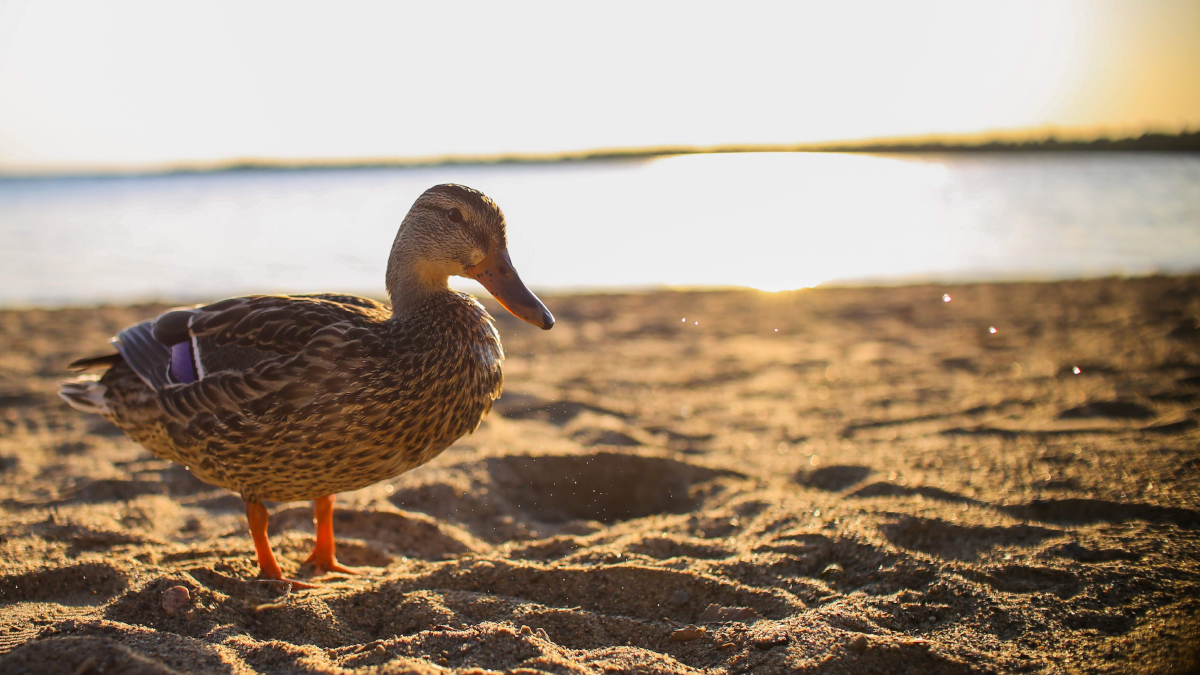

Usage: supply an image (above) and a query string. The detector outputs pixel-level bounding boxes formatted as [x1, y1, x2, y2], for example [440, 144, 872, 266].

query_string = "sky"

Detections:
[1, 0, 1198, 173]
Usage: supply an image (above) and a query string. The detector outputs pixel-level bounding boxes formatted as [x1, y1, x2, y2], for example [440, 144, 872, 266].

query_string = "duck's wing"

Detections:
[183, 295, 387, 351]
[112, 319, 175, 390]
[116, 294, 388, 391]
[290, 293, 390, 310]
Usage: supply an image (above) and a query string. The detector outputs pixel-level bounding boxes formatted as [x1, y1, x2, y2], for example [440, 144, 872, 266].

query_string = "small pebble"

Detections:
[698, 603, 762, 623]
[160, 586, 191, 616]
[820, 564, 844, 577]
[849, 635, 869, 651]
[668, 625, 706, 642]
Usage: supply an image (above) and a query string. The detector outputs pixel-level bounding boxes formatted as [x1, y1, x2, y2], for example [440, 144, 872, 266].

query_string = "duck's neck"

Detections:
[385, 241, 455, 318]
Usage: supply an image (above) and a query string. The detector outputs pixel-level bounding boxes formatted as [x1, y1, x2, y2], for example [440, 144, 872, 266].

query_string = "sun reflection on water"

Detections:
[618, 152, 958, 292]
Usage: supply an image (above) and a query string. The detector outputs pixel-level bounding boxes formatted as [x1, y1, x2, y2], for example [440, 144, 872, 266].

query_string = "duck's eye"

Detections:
[447, 208, 464, 223]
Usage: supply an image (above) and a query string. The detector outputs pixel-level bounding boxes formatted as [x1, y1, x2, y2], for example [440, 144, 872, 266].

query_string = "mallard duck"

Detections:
[59, 183, 553, 586]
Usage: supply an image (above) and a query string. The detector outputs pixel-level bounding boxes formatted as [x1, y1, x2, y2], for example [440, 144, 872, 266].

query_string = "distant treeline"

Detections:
[820, 130, 1200, 153]
[522, 130, 1200, 163]
[7, 130, 1197, 180]
[157, 130, 1200, 173]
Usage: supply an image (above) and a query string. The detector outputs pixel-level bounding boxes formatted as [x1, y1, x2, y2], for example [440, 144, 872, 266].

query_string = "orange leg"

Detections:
[245, 501, 314, 588]
[302, 495, 358, 576]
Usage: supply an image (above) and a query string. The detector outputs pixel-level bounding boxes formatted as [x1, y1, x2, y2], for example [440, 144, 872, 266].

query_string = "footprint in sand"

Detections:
[880, 516, 1061, 562]
[1001, 498, 1200, 528]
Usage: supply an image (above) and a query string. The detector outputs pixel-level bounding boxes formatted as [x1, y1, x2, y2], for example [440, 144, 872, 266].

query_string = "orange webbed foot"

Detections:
[301, 495, 359, 577]
[301, 553, 360, 577]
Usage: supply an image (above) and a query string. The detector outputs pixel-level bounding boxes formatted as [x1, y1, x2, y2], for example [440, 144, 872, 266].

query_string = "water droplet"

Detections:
[942, 294, 952, 303]
[1072, 366, 1081, 375]
[989, 326, 997, 334]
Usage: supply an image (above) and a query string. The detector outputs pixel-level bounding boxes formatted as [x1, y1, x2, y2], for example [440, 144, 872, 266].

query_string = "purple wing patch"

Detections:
[169, 341, 197, 384]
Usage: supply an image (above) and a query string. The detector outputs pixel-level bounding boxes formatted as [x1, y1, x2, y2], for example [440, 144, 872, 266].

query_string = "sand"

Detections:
[1, 276, 1198, 674]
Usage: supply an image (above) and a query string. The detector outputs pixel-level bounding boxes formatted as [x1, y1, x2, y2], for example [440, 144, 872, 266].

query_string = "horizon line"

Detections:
[2, 126, 1197, 180]
[6, 269, 1199, 312]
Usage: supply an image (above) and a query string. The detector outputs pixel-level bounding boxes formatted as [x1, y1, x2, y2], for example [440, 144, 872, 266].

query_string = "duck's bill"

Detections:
[465, 249, 555, 330]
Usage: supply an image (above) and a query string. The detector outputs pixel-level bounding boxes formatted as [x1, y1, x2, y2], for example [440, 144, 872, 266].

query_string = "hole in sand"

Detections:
[71, 478, 168, 502]
[570, 428, 642, 447]
[1001, 498, 1200, 528]
[880, 516, 1062, 562]
[849, 481, 980, 505]
[963, 564, 1082, 598]
[486, 453, 739, 523]
[795, 465, 872, 491]
[1057, 400, 1154, 420]
[0, 563, 126, 604]
[497, 399, 628, 426]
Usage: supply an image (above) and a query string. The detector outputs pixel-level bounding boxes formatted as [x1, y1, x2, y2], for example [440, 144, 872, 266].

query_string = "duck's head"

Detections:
[387, 183, 554, 330]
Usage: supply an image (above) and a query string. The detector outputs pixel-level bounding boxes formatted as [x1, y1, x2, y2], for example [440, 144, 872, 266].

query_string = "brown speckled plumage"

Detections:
[98, 291, 502, 502]
[59, 183, 553, 583]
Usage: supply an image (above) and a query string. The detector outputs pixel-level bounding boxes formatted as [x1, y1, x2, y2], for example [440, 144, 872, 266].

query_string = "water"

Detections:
[1, 152, 1198, 307]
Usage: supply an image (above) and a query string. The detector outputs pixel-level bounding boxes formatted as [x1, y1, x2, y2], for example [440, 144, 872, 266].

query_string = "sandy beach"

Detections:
[1, 276, 1198, 674]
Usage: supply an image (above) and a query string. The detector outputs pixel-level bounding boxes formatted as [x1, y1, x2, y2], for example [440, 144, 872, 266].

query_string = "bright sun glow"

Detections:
[641, 153, 956, 291]
[0, 0, 1198, 173]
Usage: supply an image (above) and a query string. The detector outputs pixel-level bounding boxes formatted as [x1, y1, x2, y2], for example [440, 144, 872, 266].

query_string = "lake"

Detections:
[1, 152, 1198, 307]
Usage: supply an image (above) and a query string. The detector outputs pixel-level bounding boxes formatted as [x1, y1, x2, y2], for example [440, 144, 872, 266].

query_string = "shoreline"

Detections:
[5, 271, 1200, 313]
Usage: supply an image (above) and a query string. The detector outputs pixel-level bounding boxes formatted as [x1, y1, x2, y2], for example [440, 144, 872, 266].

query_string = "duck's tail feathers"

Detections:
[58, 375, 110, 415]
[68, 353, 121, 372]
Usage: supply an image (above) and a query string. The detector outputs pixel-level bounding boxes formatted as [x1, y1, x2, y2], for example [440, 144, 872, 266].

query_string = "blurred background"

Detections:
[1, 0, 1198, 306]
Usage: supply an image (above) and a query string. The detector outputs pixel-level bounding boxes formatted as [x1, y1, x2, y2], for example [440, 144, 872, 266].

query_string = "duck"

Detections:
[59, 183, 553, 586]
